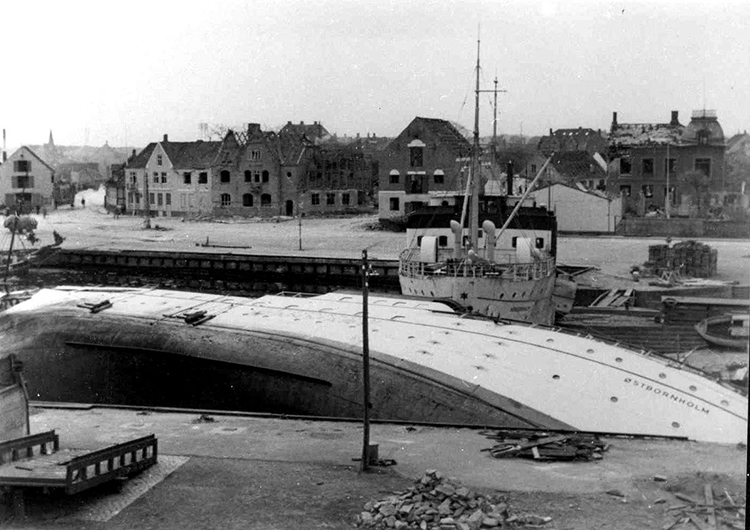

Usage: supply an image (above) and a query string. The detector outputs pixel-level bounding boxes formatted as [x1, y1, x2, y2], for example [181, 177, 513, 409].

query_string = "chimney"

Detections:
[612, 112, 618, 128]
[670, 111, 679, 126]
[506, 161, 514, 196]
[549, 128, 553, 136]
[163, 134, 168, 142]
[300, 121, 304, 125]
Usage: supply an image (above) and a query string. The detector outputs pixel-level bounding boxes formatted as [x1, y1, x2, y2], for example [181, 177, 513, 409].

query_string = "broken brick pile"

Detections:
[354, 469, 550, 529]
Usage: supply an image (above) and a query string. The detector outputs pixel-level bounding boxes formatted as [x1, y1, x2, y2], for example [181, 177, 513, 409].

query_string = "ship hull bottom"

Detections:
[3, 313, 569, 430]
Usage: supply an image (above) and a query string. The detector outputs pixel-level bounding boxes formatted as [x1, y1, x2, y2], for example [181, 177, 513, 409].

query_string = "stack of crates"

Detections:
[647, 240, 717, 278]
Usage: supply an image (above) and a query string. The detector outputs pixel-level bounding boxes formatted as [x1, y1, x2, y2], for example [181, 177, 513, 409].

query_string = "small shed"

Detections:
[528, 183, 622, 234]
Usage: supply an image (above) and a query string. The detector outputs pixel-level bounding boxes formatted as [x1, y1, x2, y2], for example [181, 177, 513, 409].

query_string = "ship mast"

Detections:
[470, 37, 481, 251]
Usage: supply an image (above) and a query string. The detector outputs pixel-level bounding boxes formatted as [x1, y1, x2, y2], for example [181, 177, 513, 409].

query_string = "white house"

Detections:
[528, 183, 622, 233]
[0, 147, 56, 213]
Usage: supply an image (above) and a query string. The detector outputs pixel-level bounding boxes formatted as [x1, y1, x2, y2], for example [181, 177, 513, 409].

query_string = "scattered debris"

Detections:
[481, 429, 608, 461]
[355, 469, 550, 529]
[192, 414, 216, 423]
[661, 482, 745, 530]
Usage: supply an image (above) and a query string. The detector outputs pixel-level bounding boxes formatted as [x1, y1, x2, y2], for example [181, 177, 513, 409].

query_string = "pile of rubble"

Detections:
[354, 469, 550, 529]
[481, 429, 608, 461]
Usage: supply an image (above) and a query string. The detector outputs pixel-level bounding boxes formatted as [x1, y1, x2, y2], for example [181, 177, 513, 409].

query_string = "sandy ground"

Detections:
[3, 186, 749, 286]
[0, 406, 742, 530]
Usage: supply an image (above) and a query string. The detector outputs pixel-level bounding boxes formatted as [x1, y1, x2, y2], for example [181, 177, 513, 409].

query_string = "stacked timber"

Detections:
[648, 241, 718, 278]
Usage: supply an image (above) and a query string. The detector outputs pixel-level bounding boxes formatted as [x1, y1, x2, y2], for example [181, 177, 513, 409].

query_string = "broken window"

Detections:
[183, 172, 192, 184]
[620, 157, 632, 175]
[220, 193, 231, 206]
[389, 171, 400, 184]
[244, 170, 252, 182]
[261, 193, 271, 206]
[389, 197, 400, 211]
[620, 185, 631, 196]
[243, 194, 253, 207]
[220, 170, 231, 183]
[642, 185, 654, 198]
[642, 158, 654, 176]
[199, 172, 208, 184]
[664, 158, 676, 176]
[262, 170, 269, 183]
[410, 146, 424, 168]
[694, 158, 711, 177]
[434, 170, 444, 184]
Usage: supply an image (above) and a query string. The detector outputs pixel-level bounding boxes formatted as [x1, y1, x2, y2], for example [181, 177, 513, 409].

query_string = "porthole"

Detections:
[546, 338, 554, 343]
[610, 397, 618, 403]
[658, 373, 666, 379]
[552, 374, 560, 380]
[615, 357, 623, 363]
[689, 385, 697, 391]
[671, 422, 680, 429]
[586, 348, 594, 354]
[721, 400, 729, 406]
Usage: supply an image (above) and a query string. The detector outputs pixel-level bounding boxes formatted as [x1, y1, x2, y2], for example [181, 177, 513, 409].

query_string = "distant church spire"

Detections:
[48, 130, 54, 146]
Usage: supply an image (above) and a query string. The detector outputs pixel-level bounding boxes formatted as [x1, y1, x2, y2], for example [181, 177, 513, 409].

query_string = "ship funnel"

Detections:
[450, 220, 463, 259]
[482, 220, 496, 263]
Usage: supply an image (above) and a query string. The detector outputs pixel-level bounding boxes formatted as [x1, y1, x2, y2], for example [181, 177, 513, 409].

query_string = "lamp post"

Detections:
[360, 249, 373, 471]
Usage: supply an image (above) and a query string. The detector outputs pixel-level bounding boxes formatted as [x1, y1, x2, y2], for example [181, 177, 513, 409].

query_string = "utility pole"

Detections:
[665, 142, 671, 219]
[142, 167, 151, 229]
[360, 249, 372, 472]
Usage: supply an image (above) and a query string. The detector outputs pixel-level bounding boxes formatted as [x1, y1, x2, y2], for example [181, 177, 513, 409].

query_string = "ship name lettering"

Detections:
[622, 378, 709, 414]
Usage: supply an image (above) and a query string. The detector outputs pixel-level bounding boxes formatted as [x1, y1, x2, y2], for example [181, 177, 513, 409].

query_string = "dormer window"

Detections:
[697, 130, 710, 145]
[408, 139, 425, 168]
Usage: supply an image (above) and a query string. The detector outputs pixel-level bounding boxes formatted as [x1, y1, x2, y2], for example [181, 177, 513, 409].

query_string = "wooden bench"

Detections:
[0, 430, 157, 517]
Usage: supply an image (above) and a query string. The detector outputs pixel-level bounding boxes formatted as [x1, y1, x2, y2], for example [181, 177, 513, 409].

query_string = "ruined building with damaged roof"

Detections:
[607, 110, 726, 216]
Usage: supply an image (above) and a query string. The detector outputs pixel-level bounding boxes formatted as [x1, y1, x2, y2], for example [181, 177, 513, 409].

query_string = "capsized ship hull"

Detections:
[0, 287, 745, 444]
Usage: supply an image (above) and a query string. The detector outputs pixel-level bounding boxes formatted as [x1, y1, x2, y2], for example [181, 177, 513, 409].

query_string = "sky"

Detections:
[1, 0, 749, 149]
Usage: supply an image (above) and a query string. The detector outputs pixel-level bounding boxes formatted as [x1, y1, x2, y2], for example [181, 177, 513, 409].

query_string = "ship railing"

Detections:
[399, 249, 555, 282]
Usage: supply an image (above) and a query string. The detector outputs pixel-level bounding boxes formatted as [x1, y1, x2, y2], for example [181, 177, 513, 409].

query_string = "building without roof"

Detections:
[608, 110, 726, 216]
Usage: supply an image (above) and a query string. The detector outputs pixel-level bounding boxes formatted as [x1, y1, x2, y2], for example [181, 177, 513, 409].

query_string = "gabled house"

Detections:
[0, 146, 56, 213]
[124, 136, 221, 217]
[544, 151, 609, 191]
[527, 182, 622, 234]
[377, 117, 471, 220]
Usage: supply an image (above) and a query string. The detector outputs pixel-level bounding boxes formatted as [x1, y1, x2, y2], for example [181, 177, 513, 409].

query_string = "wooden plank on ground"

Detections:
[703, 484, 716, 530]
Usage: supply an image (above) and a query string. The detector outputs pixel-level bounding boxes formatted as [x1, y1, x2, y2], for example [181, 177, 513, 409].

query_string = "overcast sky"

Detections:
[2, 0, 748, 149]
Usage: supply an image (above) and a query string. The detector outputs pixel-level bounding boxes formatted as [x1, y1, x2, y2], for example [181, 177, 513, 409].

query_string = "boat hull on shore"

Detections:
[0, 287, 746, 444]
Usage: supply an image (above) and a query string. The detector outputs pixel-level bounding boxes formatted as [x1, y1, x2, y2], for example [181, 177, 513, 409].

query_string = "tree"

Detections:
[677, 170, 710, 218]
